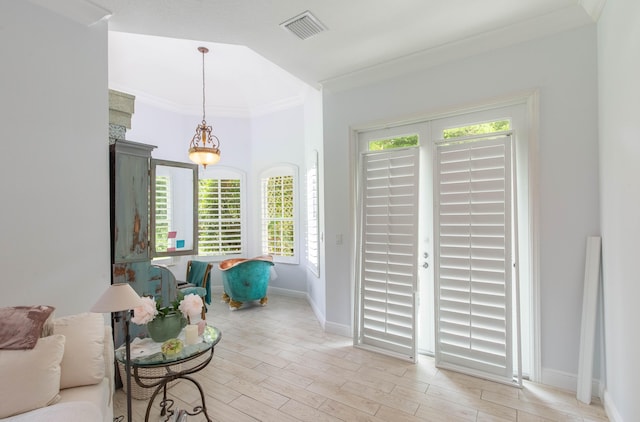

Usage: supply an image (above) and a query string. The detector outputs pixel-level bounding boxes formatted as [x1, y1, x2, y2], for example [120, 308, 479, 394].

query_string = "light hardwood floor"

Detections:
[113, 294, 607, 422]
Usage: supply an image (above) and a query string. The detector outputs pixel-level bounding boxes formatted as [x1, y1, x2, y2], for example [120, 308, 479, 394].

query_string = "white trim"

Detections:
[603, 389, 624, 422]
[306, 293, 326, 329]
[267, 286, 307, 299]
[541, 368, 576, 392]
[527, 91, 542, 383]
[325, 321, 352, 338]
[351, 89, 538, 133]
[109, 83, 304, 118]
[350, 90, 541, 381]
[540, 367, 602, 398]
[321, 9, 592, 92]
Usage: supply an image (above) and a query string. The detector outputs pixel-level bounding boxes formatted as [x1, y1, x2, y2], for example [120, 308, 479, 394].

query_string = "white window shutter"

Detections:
[356, 148, 419, 361]
[434, 135, 516, 384]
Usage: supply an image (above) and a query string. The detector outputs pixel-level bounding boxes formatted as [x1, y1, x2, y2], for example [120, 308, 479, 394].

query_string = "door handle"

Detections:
[423, 262, 429, 269]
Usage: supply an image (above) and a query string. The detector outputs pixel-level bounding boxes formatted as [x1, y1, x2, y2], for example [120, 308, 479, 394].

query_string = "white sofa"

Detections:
[0, 313, 114, 422]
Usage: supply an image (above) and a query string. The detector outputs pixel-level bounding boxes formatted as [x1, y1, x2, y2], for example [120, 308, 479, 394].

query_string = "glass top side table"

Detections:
[115, 325, 222, 422]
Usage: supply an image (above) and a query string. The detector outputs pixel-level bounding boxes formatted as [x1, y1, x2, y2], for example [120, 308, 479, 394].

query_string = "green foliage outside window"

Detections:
[369, 135, 419, 151]
[264, 175, 295, 257]
[443, 120, 510, 139]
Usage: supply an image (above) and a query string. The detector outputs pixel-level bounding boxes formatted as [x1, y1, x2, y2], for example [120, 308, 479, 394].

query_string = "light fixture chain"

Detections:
[202, 48, 206, 123]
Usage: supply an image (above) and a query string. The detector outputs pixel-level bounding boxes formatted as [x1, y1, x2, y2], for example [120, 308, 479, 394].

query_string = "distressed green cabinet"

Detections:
[110, 140, 156, 263]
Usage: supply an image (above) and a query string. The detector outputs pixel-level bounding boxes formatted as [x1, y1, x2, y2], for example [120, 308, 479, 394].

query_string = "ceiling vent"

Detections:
[280, 10, 327, 40]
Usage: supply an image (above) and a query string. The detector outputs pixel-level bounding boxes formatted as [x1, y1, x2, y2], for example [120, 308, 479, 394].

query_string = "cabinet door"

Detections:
[150, 159, 199, 257]
[111, 140, 156, 263]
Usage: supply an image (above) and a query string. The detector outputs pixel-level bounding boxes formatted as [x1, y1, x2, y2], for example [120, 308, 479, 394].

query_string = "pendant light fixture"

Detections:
[188, 46, 221, 168]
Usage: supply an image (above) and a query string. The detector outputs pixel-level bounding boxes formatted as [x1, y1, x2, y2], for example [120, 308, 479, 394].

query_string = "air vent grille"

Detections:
[280, 10, 327, 40]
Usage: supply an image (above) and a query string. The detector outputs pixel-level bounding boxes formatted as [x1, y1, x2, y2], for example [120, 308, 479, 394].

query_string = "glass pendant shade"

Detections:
[189, 47, 221, 168]
[189, 120, 220, 168]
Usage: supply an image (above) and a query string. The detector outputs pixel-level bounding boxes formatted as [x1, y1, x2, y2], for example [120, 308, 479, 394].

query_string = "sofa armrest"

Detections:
[102, 325, 114, 406]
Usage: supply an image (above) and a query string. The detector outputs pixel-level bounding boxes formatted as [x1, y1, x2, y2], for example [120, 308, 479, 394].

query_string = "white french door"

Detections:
[354, 146, 420, 361]
[354, 99, 534, 383]
[433, 133, 520, 385]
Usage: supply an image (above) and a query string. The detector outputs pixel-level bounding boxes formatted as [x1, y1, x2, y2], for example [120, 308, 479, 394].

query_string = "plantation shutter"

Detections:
[306, 157, 320, 275]
[154, 175, 172, 252]
[356, 148, 419, 361]
[198, 179, 242, 255]
[434, 134, 516, 384]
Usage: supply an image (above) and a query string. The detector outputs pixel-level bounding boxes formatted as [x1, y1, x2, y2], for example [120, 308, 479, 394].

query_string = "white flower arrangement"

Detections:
[131, 293, 203, 325]
[179, 294, 204, 320]
[130, 296, 158, 325]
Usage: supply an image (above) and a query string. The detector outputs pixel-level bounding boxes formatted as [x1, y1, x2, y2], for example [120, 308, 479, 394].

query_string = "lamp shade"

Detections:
[91, 283, 142, 313]
[189, 146, 220, 167]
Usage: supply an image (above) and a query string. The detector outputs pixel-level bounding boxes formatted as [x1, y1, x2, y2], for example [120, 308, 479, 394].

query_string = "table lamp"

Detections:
[92, 283, 142, 422]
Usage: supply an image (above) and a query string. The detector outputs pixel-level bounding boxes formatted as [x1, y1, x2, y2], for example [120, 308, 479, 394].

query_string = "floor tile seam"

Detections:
[305, 382, 381, 415]
[337, 380, 422, 414]
[482, 393, 584, 421]
[225, 378, 292, 408]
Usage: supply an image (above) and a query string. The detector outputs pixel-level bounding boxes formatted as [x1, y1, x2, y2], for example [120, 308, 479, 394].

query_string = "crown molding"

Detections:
[250, 96, 305, 118]
[321, 5, 593, 93]
[27, 0, 111, 26]
[109, 84, 306, 119]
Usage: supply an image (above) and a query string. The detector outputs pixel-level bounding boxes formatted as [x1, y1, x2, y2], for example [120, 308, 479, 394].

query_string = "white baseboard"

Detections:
[541, 368, 601, 399]
[211, 285, 348, 338]
[541, 368, 577, 392]
[305, 293, 326, 329]
[210, 285, 307, 299]
[267, 286, 307, 299]
[603, 388, 623, 422]
[324, 320, 351, 337]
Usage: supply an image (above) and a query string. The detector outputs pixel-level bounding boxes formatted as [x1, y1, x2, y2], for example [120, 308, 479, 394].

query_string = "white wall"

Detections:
[0, 2, 110, 316]
[251, 106, 307, 292]
[597, 0, 640, 419]
[125, 99, 311, 294]
[127, 100, 253, 170]
[303, 87, 327, 324]
[126, 100, 253, 286]
[322, 25, 600, 382]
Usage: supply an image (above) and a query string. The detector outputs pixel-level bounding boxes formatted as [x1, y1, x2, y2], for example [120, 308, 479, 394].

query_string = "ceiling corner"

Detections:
[579, 0, 607, 21]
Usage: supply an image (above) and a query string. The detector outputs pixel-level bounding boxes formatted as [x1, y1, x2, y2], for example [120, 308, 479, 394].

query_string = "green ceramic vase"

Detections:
[146, 312, 187, 343]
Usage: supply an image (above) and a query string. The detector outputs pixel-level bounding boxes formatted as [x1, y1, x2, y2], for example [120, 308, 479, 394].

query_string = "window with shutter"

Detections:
[306, 152, 320, 275]
[198, 176, 242, 256]
[261, 165, 298, 264]
[154, 175, 172, 253]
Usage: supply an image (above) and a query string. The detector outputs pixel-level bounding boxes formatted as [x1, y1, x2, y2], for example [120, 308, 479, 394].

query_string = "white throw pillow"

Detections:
[53, 312, 106, 389]
[0, 334, 65, 418]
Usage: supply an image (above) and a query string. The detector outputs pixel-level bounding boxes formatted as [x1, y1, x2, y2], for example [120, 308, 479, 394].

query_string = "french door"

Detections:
[433, 133, 520, 385]
[354, 147, 420, 360]
[354, 100, 532, 383]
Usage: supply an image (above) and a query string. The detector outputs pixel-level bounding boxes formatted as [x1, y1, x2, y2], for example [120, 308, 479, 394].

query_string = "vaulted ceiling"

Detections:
[32, 0, 605, 116]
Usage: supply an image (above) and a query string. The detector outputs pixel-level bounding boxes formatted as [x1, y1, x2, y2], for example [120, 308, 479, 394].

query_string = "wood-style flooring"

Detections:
[113, 294, 607, 421]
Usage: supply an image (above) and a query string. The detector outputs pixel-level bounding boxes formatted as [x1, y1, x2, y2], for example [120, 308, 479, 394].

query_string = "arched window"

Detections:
[260, 164, 298, 264]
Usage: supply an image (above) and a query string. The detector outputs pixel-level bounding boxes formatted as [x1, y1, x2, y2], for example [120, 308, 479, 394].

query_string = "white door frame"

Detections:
[350, 90, 540, 381]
